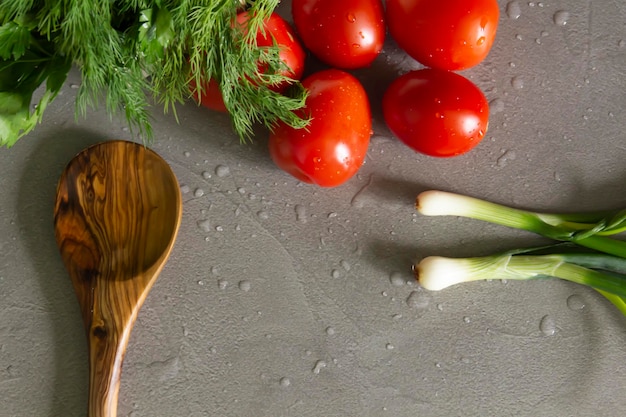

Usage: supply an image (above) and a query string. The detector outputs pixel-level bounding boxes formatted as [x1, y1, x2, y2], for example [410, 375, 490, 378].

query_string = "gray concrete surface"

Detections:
[1, 1, 626, 416]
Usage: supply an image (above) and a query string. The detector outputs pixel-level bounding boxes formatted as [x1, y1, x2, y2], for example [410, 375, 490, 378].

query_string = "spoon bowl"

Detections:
[54, 140, 182, 417]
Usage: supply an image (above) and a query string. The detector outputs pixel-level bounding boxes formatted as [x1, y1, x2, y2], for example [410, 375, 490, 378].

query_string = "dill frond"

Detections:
[0, 0, 308, 147]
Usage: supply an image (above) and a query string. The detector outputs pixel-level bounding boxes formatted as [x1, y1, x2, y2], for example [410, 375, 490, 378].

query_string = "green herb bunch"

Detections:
[0, 0, 308, 147]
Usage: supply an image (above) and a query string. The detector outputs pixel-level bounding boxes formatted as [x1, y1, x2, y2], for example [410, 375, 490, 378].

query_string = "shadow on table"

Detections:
[16, 128, 107, 417]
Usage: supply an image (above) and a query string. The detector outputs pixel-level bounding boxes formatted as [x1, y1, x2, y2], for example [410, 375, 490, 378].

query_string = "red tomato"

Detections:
[269, 69, 372, 187]
[292, 0, 385, 69]
[192, 12, 305, 112]
[236, 11, 306, 90]
[382, 69, 489, 157]
[190, 78, 227, 112]
[386, 0, 500, 71]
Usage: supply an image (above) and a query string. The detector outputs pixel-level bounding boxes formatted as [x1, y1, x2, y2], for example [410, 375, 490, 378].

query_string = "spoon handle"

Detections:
[86, 305, 136, 417]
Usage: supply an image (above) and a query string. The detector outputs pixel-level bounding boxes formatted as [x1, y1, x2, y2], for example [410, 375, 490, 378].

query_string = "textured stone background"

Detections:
[1, 1, 625, 416]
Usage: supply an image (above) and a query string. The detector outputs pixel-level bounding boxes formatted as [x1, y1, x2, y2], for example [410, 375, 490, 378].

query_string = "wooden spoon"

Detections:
[53, 140, 182, 417]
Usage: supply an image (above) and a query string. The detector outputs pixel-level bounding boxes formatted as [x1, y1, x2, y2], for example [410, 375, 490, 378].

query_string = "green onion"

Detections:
[414, 190, 626, 316]
[415, 252, 626, 296]
[416, 190, 626, 258]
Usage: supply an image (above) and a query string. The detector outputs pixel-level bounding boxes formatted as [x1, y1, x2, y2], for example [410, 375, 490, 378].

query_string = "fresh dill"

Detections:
[0, 0, 308, 147]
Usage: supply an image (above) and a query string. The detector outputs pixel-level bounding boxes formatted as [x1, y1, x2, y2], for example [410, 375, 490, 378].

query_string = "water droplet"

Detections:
[70, 83, 80, 89]
[238, 280, 251, 292]
[295, 204, 307, 223]
[389, 272, 405, 287]
[553, 10, 570, 26]
[463, 316, 471, 323]
[476, 36, 486, 46]
[201, 171, 212, 179]
[183, 151, 191, 157]
[237, 187, 246, 194]
[326, 326, 335, 336]
[331, 269, 341, 279]
[352, 43, 361, 49]
[279, 377, 291, 387]
[218, 279, 228, 290]
[497, 150, 517, 167]
[386, 343, 394, 350]
[406, 290, 430, 309]
[350, 175, 373, 208]
[566, 294, 586, 311]
[340, 260, 351, 271]
[257, 210, 269, 220]
[539, 314, 557, 336]
[197, 280, 204, 286]
[183, 327, 189, 337]
[215, 225, 224, 232]
[328, 212, 338, 218]
[506, 1, 522, 19]
[180, 184, 190, 194]
[346, 13, 356, 23]
[511, 76, 524, 89]
[194, 188, 205, 197]
[489, 98, 505, 114]
[148, 356, 181, 383]
[215, 165, 230, 177]
[312, 360, 327, 374]
[197, 219, 211, 232]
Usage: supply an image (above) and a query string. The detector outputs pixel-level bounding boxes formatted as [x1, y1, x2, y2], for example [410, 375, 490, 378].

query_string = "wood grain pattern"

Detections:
[54, 140, 182, 417]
